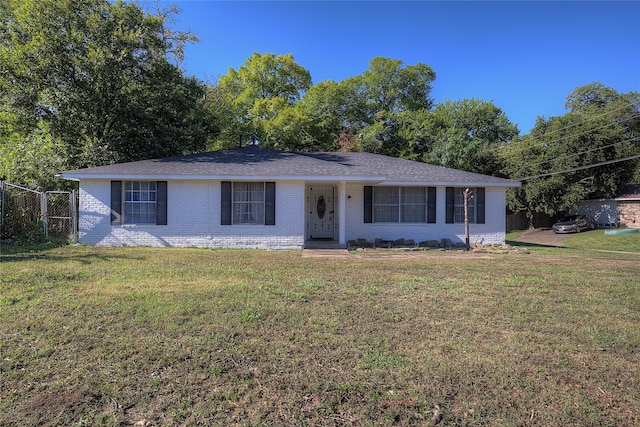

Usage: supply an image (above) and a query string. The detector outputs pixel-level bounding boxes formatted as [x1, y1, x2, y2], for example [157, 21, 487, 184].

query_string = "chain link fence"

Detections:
[1, 181, 77, 243]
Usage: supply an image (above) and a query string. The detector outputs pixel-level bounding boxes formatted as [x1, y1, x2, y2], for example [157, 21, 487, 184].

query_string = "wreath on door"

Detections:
[317, 195, 326, 219]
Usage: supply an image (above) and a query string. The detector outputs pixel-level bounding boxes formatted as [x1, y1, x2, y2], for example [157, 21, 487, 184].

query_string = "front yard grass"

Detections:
[1, 245, 639, 426]
[565, 229, 640, 252]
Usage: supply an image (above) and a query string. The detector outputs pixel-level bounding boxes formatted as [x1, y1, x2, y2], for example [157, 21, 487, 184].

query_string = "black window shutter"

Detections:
[364, 186, 373, 223]
[476, 187, 485, 224]
[156, 181, 167, 225]
[445, 187, 454, 224]
[265, 182, 276, 225]
[221, 181, 232, 225]
[110, 181, 122, 225]
[427, 187, 437, 223]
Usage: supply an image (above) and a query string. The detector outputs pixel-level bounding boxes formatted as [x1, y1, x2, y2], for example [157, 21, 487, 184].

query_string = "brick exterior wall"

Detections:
[79, 179, 305, 248]
[344, 184, 507, 245]
[618, 201, 640, 228]
[78, 179, 509, 248]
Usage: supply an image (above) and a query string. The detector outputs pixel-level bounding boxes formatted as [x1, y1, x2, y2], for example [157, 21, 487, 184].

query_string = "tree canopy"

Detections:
[399, 98, 518, 174]
[212, 52, 312, 149]
[0, 0, 217, 188]
[210, 54, 519, 178]
[503, 82, 640, 220]
[210, 56, 439, 154]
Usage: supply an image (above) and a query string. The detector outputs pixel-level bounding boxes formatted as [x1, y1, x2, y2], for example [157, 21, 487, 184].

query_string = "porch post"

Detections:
[338, 181, 346, 246]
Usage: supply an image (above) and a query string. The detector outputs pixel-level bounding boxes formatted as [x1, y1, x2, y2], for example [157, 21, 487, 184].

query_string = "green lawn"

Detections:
[1, 241, 639, 426]
[507, 228, 640, 257]
[565, 229, 640, 252]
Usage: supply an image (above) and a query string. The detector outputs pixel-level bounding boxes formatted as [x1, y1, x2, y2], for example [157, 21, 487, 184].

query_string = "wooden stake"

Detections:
[464, 188, 472, 251]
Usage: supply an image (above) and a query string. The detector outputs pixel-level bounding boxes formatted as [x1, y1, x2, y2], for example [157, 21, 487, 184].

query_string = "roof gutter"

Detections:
[56, 173, 389, 183]
[56, 172, 520, 188]
[376, 180, 521, 188]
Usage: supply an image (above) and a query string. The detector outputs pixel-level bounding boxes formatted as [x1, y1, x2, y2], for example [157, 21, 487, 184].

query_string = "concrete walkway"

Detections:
[301, 248, 350, 258]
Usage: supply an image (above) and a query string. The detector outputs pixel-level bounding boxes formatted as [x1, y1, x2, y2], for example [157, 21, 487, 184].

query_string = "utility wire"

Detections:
[503, 99, 640, 182]
[500, 100, 639, 176]
[517, 116, 634, 153]
[504, 136, 640, 178]
[520, 100, 639, 141]
[516, 152, 640, 181]
[504, 102, 639, 157]
[523, 136, 640, 169]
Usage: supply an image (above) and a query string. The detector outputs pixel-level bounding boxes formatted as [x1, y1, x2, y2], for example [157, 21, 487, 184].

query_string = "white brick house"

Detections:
[58, 146, 520, 249]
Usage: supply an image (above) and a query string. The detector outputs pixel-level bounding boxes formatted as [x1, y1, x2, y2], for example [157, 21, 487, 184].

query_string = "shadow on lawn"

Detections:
[0, 240, 145, 264]
[505, 239, 568, 249]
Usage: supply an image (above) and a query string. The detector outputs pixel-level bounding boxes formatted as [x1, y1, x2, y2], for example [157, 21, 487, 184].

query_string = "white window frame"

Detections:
[373, 187, 428, 223]
[232, 182, 266, 225]
[124, 181, 157, 225]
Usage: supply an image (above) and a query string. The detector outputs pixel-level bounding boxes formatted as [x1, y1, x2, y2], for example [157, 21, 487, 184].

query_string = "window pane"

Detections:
[232, 182, 265, 224]
[454, 206, 465, 223]
[123, 181, 157, 224]
[373, 187, 398, 222]
[401, 204, 425, 222]
[374, 187, 398, 204]
[250, 182, 264, 201]
[374, 205, 399, 222]
[401, 187, 425, 204]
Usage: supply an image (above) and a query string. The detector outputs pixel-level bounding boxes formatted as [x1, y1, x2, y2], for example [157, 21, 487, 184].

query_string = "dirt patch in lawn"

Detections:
[16, 386, 103, 425]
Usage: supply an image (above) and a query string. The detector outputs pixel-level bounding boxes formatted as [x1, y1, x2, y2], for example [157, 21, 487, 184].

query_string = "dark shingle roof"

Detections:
[59, 146, 520, 187]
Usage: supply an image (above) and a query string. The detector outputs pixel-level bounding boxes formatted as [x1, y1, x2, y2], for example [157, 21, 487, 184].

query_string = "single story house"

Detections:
[572, 184, 640, 229]
[57, 146, 521, 249]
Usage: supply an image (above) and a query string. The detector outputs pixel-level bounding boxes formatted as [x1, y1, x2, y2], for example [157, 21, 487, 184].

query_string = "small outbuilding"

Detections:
[57, 146, 520, 249]
[573, 184, 640, 229]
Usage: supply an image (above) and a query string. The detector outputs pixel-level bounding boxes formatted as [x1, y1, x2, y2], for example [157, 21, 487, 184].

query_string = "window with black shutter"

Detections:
[221, 182, 275, 225]
[364, 186, 436, 223]
[111, 180, 167, 225]
[446, 187, 485, 224]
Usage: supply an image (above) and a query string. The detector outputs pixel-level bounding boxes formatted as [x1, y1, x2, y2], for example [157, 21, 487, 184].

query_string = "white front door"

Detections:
[309, 186, 335, 239]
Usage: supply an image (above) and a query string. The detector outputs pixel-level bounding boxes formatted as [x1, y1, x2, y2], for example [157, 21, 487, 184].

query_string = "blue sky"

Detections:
[158, 1, 640, 134]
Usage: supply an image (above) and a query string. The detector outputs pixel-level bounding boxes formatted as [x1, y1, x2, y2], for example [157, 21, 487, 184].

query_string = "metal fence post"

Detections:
[71, 189, 78, 243]
[1, 180, 5, 230]
[41, 191, 48, 239]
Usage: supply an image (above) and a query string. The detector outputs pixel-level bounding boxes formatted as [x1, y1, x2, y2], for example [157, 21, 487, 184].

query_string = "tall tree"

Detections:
[504, 83, 640, 220]
[288, 81, 349, 151]
[0, 0, 216, 188]
[212, 55, 436, 154]
[337, 57, 436, 155]
[213, 52, 311, 148]
[398, 99, 518, 175]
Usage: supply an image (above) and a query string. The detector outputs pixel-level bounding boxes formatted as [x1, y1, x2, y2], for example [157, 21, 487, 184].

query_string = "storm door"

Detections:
[309, 186, 335, 239]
